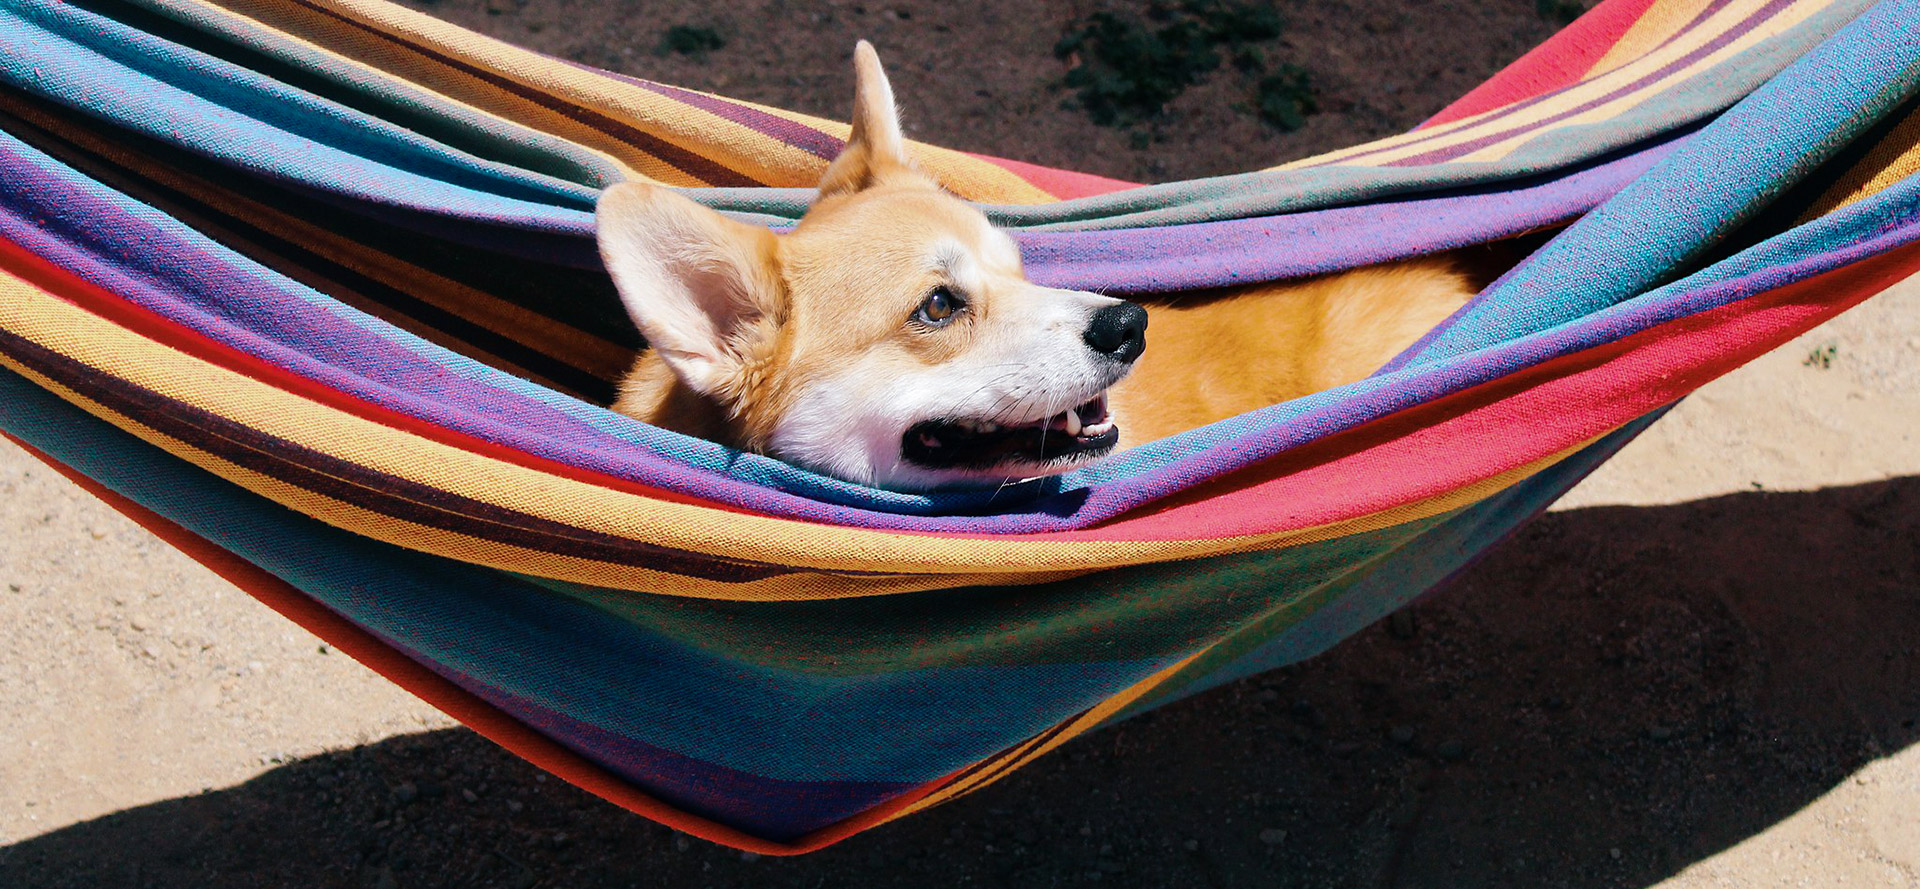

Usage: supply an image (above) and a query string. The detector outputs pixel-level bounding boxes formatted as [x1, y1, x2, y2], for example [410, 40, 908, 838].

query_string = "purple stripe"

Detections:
[1018, 132, 1684, 292]
[582, 63, 847, 162]
[1385, 0, 1801, 166]
[367, 625, 922, 841]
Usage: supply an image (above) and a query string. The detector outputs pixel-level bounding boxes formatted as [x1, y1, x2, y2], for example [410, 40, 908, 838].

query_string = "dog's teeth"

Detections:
[1064, 409, 1082, 436]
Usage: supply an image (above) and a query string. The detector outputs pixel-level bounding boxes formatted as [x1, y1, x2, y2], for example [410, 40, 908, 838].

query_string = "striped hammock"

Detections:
[3, 0, 1917, 854]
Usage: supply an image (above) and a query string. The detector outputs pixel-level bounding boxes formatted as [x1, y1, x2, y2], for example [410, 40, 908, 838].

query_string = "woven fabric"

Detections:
[2, 0, 1918, 852]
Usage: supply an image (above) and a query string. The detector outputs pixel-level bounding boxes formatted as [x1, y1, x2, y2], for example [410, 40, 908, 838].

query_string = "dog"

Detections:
[596, 42, 1484, 491]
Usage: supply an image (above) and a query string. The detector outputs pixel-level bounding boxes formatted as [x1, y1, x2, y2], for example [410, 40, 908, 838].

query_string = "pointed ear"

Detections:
[596, 181, 783, 399]
[817, 41, 930, 197]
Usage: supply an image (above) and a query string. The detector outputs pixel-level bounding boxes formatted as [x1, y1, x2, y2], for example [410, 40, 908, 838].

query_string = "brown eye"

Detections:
[913, 286, 964, 327]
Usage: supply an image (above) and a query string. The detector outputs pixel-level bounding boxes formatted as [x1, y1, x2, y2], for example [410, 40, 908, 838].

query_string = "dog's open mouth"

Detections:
[901, 395, 1118, 472]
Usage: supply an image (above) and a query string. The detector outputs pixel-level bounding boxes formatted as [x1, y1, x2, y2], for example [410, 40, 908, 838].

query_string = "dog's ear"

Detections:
[597, 181, 783, 400]
[818, 41, 931, 197]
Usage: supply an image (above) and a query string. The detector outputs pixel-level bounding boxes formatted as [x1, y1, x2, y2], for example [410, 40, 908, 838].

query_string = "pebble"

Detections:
[506, 799, 524, 813]
[1259, 828, 1289, 846]
[461, 788, 478, 803]
[1184, 839, 1200, 852]
[1610, 847, 1623, 860]
[1389, 725, 1417, 744]
[1436, 740, 1467, 762]
[740, 851, 761, 863]
[674, 834, 690, 852]
[1648, 725, 1674, 742]
[393, 782, 418, 804]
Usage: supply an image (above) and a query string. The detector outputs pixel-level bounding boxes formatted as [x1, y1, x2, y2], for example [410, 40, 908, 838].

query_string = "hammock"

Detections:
[2, 0, 1917, 854]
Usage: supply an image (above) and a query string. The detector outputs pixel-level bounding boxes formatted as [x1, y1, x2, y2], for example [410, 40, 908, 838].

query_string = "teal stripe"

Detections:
[1414, 0, 1920, 361]
[0, 366, 1195, 783]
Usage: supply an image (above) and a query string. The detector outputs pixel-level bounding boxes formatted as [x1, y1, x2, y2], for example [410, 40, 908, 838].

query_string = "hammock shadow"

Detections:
[4, 477, 1917, 888]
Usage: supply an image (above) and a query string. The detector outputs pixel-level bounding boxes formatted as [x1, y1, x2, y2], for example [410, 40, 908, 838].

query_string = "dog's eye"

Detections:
[914, 286, 964, 326]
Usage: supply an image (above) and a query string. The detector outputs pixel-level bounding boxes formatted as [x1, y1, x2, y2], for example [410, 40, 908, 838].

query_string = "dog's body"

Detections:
[598, 43, 1480, 490]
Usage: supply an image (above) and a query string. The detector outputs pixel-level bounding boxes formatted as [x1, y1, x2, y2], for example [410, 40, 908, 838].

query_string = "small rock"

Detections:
[1096, 858, 1124, 873]
[1184, 839, 1200, 852]
[1389, 725, 1417, 745]
[1259, 828, 1288, 846]
[128, 617, 146, 632]
[1078, 825, 1093, 837]
[141, 644, 161, 660]
[393, 782, 418, 804]
[1610, 847, 1622, 860]
[1436, 740, 1467, 762]
[1648, 725, 1674, 742]
[740, 851, 762, 862]
[551, 832, 570, 848]
[674, 834, 690, 852]
[374, 868, 399, 889]
[507, 799, 524, 813]
[461, 788, 478, 803]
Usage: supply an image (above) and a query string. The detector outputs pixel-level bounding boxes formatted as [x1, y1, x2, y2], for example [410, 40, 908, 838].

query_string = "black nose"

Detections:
[1084, 301, 1147, 363]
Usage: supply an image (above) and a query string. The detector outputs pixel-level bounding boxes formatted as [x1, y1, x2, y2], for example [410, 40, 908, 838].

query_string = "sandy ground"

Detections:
[4, 1, 1920, 886]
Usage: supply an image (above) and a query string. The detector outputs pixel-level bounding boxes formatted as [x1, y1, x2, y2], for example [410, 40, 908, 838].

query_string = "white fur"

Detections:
[771, 284, 1129, 487]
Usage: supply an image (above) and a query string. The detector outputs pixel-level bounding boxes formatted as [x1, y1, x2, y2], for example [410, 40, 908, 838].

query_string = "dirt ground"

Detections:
[5, 1, 1920, 887]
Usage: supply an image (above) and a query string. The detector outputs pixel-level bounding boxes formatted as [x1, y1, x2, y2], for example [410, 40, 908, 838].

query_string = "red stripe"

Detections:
[1422, 0, 1668, 127]
[0, 431, 956, 854]
[1011, 238, 1920, 544]
[964, 152, 1141, 199]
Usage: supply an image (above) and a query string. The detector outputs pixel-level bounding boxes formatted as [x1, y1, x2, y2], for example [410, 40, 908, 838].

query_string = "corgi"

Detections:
[596, 42, 1481, 491]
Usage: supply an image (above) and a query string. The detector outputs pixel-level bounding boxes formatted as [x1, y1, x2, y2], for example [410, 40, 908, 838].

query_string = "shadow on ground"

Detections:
[5, 477, 1917, 889]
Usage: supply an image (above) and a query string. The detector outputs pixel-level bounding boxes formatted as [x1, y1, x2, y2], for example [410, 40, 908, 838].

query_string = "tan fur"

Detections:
[599, 42, 1489, 488]
[1111, 257, 1473, 446]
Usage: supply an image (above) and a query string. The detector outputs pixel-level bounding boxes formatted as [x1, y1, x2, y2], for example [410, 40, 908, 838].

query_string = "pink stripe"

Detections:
[964, 153, 1141, 199]
[1423, 0, 1668, 127]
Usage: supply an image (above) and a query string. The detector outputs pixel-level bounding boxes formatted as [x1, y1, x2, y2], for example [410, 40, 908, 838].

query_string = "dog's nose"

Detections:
[1084, 302, 1147, 363]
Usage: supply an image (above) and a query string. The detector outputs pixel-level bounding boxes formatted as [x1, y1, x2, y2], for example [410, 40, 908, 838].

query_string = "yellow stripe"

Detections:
[0, 275, 1595, 596]
[1272, 0, 1799, 170]
[1448, 0, 1826, 164]
[1587, 0, 1720, 79]
[1799, 106, 1920, 221]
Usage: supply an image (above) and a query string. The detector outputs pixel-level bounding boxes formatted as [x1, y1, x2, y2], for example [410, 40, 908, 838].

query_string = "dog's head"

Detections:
[597, 42, 1144, 490]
